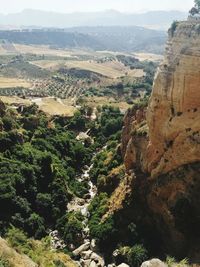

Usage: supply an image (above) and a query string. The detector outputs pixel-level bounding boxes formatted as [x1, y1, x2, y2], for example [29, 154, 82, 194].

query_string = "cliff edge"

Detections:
[121, 18, 200, 261]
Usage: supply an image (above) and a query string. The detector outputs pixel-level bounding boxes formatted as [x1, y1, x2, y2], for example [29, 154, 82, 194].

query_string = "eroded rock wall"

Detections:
[121, 19, 200, 260]
[123, 20, 200, 178]
[146, 20, 200, 177]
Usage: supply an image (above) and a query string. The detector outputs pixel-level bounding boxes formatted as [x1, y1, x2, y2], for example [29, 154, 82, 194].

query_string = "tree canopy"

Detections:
[195, 0, 200, 11]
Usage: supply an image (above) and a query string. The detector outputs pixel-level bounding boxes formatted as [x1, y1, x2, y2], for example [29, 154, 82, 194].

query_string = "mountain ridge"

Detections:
[0, 9, 188, 30]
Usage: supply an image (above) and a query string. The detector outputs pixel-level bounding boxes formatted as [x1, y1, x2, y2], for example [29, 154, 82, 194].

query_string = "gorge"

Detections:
[0, 10, 200, 267]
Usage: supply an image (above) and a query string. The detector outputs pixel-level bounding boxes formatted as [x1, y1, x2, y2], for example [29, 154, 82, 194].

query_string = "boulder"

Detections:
[117, 264, 129, 267]
[72, 242, 90, 256]
[90, 239, 97, 251]
[90, 252, 105, 266]
[81, 250, 93, 260]
[141, 259, 167, 267]
[89, 260, 98, 267]
[80, 259, 91, 267]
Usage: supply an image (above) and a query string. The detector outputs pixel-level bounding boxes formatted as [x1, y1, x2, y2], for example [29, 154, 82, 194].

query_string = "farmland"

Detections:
[0, 43, 160, 115]
[31, 59, 145, 79]
[0, 77, 31, 88]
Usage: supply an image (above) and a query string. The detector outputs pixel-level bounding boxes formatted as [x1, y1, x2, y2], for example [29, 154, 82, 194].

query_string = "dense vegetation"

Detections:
[0, 101, 132, 263]
[0, 103, 93, 240]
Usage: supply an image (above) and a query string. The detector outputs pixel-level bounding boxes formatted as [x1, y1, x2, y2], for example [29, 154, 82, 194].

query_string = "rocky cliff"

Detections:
[121, 18, 200, 261]
[123, 19, 200, 177]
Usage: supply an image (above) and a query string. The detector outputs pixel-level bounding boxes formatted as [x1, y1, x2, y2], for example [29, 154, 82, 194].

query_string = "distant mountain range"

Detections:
[0, 9, 188, 30]
[0, 26, 167, 54]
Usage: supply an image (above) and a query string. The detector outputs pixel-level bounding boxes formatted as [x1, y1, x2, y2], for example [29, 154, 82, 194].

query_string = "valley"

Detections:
[0, 42, 158, 117]
[0, 3, 200, 267]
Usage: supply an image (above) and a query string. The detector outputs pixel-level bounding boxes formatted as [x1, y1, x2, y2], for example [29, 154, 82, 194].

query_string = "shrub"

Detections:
[171, 21, 178, 36]
[118, 244, 148, 267]
[6, 227, 30, 254]
[0, 259, 11, 267]
[56, 211, 84, 246]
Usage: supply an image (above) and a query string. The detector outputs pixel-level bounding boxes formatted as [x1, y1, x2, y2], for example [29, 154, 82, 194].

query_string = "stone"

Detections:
[90, 239, 97, 251]
[89, 260, 98, 267]
[117, 264, 129, 267]
[81, 250, 93, 260]
[90, 252, 105, 267]
[80, 259, 91, 267]
[72, 242, 90, 256]
[141, 259, 167, 267]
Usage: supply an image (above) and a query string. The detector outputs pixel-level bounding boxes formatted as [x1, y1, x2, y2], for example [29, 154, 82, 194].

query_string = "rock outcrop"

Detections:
[146, 20, 200, 178]
[123, 19, 200, 178]
[121, 18, 200, 261]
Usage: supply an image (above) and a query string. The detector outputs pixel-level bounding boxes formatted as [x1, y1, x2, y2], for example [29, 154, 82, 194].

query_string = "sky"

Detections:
[0, 0, 194, 14]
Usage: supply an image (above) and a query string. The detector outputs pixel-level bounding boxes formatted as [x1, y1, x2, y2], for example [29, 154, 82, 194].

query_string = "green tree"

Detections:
[195, 0, 200, 10]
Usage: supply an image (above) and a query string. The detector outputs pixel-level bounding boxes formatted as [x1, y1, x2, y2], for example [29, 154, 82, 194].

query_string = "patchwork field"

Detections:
[134, 52, 163, 62]
[80, 96, 132, 111]
[0, 44, 157, 116]
[0, 77, 31, 88]
[0, 44, 75, 57]
[0, 96, 77, 117]
[31, 59, 145, 79]
[32, 97, 77, 116]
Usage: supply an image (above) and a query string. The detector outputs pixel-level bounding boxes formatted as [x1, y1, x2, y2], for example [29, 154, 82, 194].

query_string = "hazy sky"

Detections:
[0, 0, 194, 14]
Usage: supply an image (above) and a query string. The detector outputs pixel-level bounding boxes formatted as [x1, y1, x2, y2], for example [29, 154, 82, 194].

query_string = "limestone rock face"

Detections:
[146, 20, 200, 177]
[121, 19, 200, 260]
[121, 106, 148, 172]
[123, 20, 200, 178]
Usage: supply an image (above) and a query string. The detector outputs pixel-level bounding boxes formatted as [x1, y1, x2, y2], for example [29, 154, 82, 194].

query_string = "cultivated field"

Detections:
[31, 59, 145, 79]
[0, 44, 75, 58]
[0, 96, 77, 116]
[0, 77, 31, 88]
[134, 52, 163, 62]
[0, 96, 31, 105]
[65, 60, 145, 78]
[81, 96, 132, 112]
[32, 97, 77, 116]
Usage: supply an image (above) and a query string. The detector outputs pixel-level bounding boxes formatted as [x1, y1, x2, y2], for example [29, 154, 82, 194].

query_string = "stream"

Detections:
[49, 146, 126, 267]
[67, 150, 106, 267]
[64, 145, 110, 265]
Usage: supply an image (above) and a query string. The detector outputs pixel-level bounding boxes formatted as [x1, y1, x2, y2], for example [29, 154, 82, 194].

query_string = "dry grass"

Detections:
[0, 237, 78, 267]
[0, 96, 31, 105]
[82, 96, 132, 111]
[65, 60, 144, 78]
[0, 237, 37, 267]
[134, 52, 163, 62]
[0, 77, 31, 88]
[30, 59, 64, 70]
[13, 44, 74, 57]
[32, 97, 77, 117]
[102, 174, 134, 221]
[31, 59, 144, 78]
[0, 96, 77, 117]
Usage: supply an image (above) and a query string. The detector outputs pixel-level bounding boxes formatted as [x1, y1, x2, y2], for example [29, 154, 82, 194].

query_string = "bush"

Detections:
[0, 259, 11, 267]
[56, 211, 84, 246]
[170, 21, 178, 36]
[118, 245, 148, 267]
[6, 227, 30, 254]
